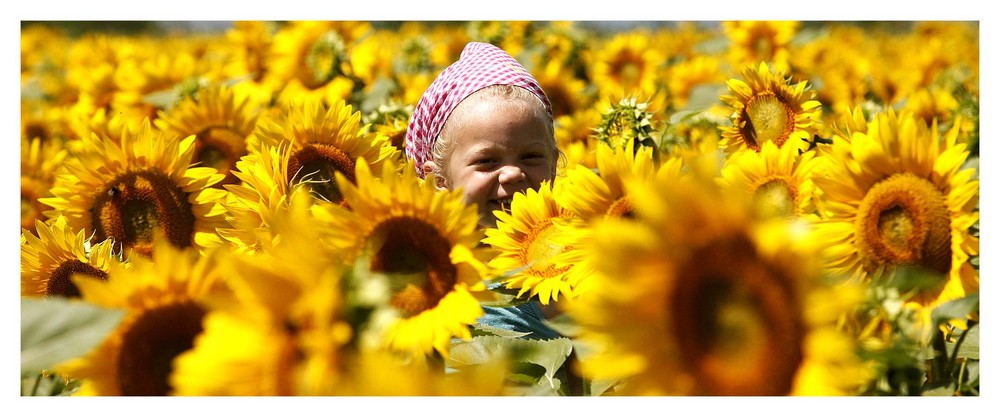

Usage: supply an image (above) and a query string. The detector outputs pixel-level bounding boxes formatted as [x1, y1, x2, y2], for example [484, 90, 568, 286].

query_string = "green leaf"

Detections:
[21, 298, 125, 376]
[930, 293, 979, 326]
[447, 335, 573, 390]
[21, 372, 81, 396]
[955, 326, 979, 360]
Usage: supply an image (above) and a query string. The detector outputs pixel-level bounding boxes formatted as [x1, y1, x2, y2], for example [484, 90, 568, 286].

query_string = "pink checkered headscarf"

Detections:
[405, 42, 552, 176]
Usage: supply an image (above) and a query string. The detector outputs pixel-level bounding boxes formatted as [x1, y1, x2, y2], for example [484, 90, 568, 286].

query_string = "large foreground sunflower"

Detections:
[57, 240, 223, 395]
[254, 97, 399, 206]
[172, 192, 350, 395]
[568, 175, 867, 395]
[719, 62, 822, 156]
[21, 216, 119, 298]
[315, 158, 492, 359]
[40, 119, 228, 257]
[812, 109, 978, 316]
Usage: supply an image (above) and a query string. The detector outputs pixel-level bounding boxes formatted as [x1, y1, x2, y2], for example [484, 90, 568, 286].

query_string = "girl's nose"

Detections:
[498, 164, 526, 184]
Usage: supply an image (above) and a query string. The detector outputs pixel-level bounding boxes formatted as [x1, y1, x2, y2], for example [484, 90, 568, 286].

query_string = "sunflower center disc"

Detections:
[117, 301, 206, 396]
[47, 260, 108, 298]
[752, 178, 795, 218]
[856, 172, 952, 274]
[288, 143, 356, 205]
[91, 170, 196, 255]
[524, 222, 570, 278]
[606, 196, 635, 219]
[196, 126, 246, 185]
[744, 93, 791, 149]
[368, 217, 456, 316]
[672, 235, 803, 395]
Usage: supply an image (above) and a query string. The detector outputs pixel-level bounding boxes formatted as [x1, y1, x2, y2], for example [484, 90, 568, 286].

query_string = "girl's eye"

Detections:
[522, 153, 545, 163]
[474, 158, 498, 166]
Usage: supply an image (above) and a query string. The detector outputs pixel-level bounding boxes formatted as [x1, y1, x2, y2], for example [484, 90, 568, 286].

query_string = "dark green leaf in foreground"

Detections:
[21, 297, 125, 376]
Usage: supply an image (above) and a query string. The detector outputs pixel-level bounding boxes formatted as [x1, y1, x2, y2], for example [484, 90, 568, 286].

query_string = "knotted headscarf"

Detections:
[404, 41, 552, 176]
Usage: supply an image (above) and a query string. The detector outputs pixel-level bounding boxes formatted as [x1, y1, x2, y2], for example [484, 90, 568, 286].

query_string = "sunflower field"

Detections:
[20, 20, 979, 398]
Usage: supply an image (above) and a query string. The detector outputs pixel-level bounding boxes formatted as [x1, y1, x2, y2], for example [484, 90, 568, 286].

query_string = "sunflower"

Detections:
[21, 216, 120, 298]
[555, 140, 660, 222]
[811, 109, 978, 319]
[219, 21, 281, 103]
[554, 107, 602, 172]
[39, 119, 228, 257]
[482, 181, 586, 304]
[719, 62, 822, 156]
[57, 239, 223, 396]
[361, 100, 412, 150]
[21, 136, 67, 233]
[722, 20, 799, 75]
[664, 55, 727, 111]
[588, 31, 663, 99]
[267, 20, 371, 106]
[315, 158, 492, 359]
[172, 191, 352, 395]
[568, 175, 866, 395]
[254, 97, 400, 206]
[533, 59, 591, 119]
[593, 95, 660, 154]
[217, 143, 296, 255]
[155, 84, 263, 186]
[719, 141, 821, 220]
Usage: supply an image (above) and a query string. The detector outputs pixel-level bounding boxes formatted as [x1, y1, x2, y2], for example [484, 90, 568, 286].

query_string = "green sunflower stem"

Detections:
[927, 327, 950, 388]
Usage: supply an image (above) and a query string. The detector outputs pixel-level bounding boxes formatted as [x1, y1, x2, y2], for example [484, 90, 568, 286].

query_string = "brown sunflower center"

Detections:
[856, 172, 952, 275]
[368, 217, 456, 316]
[117, 301, 206, 396]
[741, 93, 793, 151]
[287, 143, 356, 205]
[752, 178, 796, 218]
[606, 196, 635, 219]
[521, 221, 571, 278]
[195, 126, 247, 186]
[90, 170, 195, 257]
[671, 235, 803, 395]
[301, 31, 347, 89]
[47, 260, 108, 298]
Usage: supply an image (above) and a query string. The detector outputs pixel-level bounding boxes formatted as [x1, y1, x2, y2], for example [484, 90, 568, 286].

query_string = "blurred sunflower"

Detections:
[316, 159, 492, 359]
[588, 31, 663, 99]
[902, 85, 959, 126]
[719, 141, 821, 220]
[554, 107, 602, 171]
[664, 55, 726, 110]
[254, 97, 399, 206]
[21, 136, 67, 233]
[533, 59, 591, 119]
[58, 240, 223, 396]
[722, 20, 799, 74]
[569, 176, 866, 395]
[720, 62, 822, 155]
[219, 21, 280, 103]
[40, 119, 228, 257]
[267, 20, 371, 106]
[155, 84, 263, 186]
[173, 192, 351, 395]
[812, 110, 978, 318]
[482, 182, 586, 304]
[21, 216, 119, 298]
[361, 100, 412, 150]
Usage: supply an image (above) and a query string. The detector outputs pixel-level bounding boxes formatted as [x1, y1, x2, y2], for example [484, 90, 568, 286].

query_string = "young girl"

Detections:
[405, 42, 562, 229]
[405, 41, 567, 334]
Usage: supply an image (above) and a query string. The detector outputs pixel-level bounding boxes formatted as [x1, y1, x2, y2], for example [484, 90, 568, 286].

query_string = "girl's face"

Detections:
[441, 99, 555, 228]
